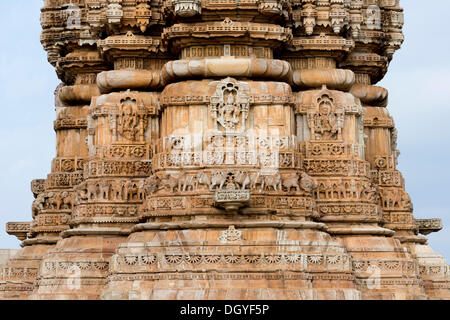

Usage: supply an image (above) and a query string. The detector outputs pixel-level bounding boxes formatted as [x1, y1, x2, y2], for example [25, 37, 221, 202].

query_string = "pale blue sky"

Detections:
[0, 1, 449, 261]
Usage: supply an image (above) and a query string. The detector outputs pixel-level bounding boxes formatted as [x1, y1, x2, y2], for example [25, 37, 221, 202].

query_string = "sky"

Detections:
[0, 1, 449, 261]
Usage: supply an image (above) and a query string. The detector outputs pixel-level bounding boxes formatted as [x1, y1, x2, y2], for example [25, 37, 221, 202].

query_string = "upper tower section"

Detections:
[40, 1, 404, 85]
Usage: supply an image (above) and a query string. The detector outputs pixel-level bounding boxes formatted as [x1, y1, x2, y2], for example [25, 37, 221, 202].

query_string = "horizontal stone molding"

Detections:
[96, 144, 151, 159]
[59, 84, 100, 104]
[51, 157, 86, 173]
[61, 227, 132, 238]
[86, 160, 152, 178]
[1, 267, 38, 281]
[97, 70, 164, 93]
[318, 203, 380, 217]
[74, 203, 141, 219]
[162, 58, 292, 83]
[304, 159, 370, 177]
[152, 150, 303, 170]
[160, 93, 294, 107]
[54, 118, 88, 130]
[419, 264, 450, 277]
[0, 284, 34, 292]
[302, 142, 363, 159]
[327, 225, 395, 236]
[292, 69, 355, 91]
[21, 237, 60, 246]
[97, 58, 297, 93]
[289, 36, 354, 53]
[41, 260, 109, 277]
[110, 252, 351, 273]
[6, 222, 31, 241]
[133, 220, 327, 232]
[162, 21, 292, 42]
[350, 84, 388, 107]
[46, 172, 83, 189]
[142, 194, 318, 218]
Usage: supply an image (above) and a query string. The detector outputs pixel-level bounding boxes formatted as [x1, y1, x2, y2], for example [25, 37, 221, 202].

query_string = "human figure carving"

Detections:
[118, 98, 139, 141]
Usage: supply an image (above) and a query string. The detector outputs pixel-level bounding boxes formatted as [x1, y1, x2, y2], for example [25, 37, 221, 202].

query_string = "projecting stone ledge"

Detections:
[6, 222, 31, 241]
[214, 190, 251, 213]
[416, 218, 443, 235]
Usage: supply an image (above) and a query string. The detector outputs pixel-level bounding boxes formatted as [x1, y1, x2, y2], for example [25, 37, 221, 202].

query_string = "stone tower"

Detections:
[1, 0, 449, 300]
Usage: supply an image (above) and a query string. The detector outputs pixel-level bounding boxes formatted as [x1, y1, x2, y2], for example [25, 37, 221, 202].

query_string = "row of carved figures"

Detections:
[145, 170, 317, 194]
[75, 180, 146, 203]
[32, 191, 74, 216]
[315, 180, 379, 202]
[314, 180, 413, 210]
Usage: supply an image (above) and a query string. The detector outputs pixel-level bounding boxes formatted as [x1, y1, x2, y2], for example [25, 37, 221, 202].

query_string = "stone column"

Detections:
[286, 0, 427, 299]
[101, 1, 360, 300]
[31, 0, 162, 299]
[341, 0, 450, 299]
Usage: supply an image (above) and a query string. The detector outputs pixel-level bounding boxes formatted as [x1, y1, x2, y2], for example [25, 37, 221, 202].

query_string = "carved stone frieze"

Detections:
[2, 0, 448, 301]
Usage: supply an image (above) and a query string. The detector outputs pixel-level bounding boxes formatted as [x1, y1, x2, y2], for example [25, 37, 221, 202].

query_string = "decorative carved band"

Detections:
[160, 93, 294, 107]
[304, 159, 370, 177]
[86, 160, 152, 178]
[46, 172, 83, 189]
[54, 118, 88, 130]
[416, 219, 443, 235]
[181, 45, 272, 59]
[153, 151, 302, 170]
[96, 144, 151, 159]
[6, 222, 31, 241]
[52, 158, 86, 173]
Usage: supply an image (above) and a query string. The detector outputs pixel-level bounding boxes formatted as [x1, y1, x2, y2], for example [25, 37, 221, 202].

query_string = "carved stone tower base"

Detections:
[2, 0, 449, 300]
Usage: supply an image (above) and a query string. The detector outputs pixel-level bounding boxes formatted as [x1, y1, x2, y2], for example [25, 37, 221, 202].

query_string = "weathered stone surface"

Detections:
[0, 250, 19, 266]
[1, 0, 448, 300]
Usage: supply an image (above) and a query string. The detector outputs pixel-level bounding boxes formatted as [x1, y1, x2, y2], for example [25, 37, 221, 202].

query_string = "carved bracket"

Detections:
[416, 219, 443, 235]
[214, 190, 251, 213]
